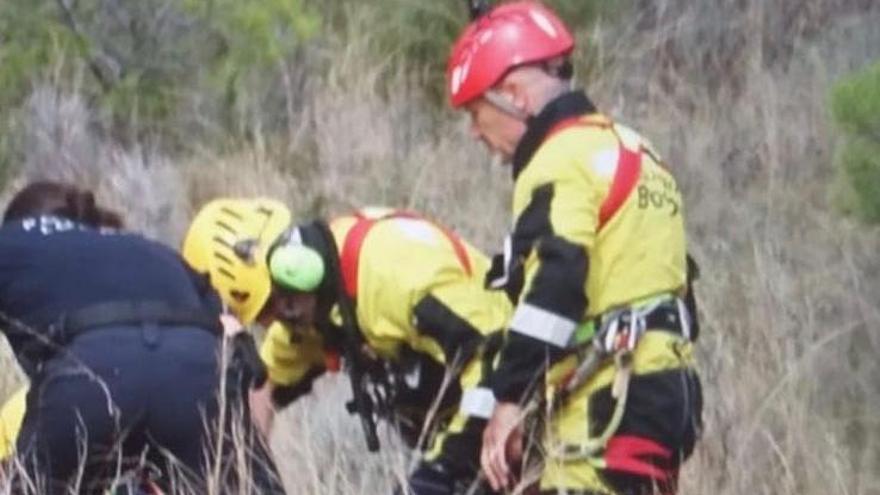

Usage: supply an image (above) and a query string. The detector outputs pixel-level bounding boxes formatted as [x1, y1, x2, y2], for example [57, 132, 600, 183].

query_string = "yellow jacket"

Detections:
[261, 209, 512, 407]
[489, 91, 688, 402]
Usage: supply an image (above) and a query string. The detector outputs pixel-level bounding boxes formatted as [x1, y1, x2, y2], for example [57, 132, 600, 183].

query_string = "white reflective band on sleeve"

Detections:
[459, 387, 496, 419]
[510, 303, 577, 348]
[676, 297, 691, 341]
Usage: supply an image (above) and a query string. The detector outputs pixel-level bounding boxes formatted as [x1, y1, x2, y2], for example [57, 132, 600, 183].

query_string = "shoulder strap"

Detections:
[545, 115, 643, 232]
[311, 220, 381, 452]
[598, 142, 642, 230]
[339, 210, 472, 299]
[339, 213, 379, 298]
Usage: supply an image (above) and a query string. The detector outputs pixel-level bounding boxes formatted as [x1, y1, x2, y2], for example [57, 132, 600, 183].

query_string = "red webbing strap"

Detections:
[545, 115, 643, 232]
[339, 211, 472, 299]
[340, 212, 377, 299]
[603, 435, 672, 480]
[598, 142, 642, 230]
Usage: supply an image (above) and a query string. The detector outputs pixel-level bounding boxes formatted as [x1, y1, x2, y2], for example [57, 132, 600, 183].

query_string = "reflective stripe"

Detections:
[459, 387, 496, 419]
[676, 297, 691, 341]
[510, 303, 577, 348]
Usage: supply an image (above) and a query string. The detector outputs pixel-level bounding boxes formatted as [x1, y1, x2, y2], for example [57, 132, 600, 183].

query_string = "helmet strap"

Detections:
[484, 90, 529, 121]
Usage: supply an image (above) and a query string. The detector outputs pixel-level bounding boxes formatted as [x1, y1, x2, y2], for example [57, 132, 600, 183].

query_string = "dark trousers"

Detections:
[16, 324, 284, 494]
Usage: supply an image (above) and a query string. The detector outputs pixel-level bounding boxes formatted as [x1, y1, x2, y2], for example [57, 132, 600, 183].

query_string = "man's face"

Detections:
[257, 289, 317, 331]
[464, 94, 527, 164]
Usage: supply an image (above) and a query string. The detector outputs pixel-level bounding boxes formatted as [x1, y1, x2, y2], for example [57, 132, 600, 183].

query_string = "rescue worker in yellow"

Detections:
[182, 199, 512, 495]
[447, 2, 703, 494]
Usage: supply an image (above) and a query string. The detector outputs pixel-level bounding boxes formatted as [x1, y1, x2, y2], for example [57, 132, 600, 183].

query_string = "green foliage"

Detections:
[309, 0, 615, 104]
[0, 0, 318, 142]
[830, 60, 880, 223]
[0, 2, 82, 111]
[181, 0, 319, 88]
[832, 61, 880, 140]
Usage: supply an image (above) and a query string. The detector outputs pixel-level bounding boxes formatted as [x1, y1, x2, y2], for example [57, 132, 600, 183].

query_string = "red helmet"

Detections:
[447, 1, 575, 108]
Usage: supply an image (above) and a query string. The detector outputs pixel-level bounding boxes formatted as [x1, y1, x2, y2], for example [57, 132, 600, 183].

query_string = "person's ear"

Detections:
[499, 78, 529, 115]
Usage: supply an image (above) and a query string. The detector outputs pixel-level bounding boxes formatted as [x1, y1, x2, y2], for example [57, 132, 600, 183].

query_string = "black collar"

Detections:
[511, 91, 597, 180]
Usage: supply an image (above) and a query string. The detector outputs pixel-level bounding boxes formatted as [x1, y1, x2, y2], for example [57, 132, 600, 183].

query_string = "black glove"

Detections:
[230, 332, 268, 390]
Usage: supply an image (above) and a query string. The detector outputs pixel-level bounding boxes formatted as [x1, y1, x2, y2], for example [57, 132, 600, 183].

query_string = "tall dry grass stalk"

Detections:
[1, 0, 879, 493]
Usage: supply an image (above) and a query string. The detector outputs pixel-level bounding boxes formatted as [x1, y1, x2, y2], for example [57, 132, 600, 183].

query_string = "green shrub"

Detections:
[0, 0, 318, 143]
[0, 2, 81, 111]
[308, 0, 615, 104]
[831, 60, 880, 223]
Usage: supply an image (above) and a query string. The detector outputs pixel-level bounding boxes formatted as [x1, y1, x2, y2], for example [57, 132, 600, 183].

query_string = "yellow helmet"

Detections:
[182, 198, 292, 325]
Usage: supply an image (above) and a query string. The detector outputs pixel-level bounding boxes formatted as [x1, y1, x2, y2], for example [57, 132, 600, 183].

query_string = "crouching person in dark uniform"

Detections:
[0, 181, 283, 494]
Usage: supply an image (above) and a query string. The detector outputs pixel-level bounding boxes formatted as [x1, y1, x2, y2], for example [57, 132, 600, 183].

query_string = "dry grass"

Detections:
[590, 2, 880, 494]
[1, 0, 880, 493]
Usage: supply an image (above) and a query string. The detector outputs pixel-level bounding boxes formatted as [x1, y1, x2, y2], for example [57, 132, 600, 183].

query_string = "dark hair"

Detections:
[3, 181, 124, 229]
